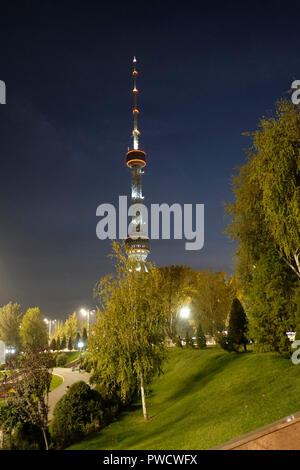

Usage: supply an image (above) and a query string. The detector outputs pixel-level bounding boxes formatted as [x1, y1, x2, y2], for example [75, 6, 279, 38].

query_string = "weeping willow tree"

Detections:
[226, 99, 300, 281]
[89, 242, 169, 420]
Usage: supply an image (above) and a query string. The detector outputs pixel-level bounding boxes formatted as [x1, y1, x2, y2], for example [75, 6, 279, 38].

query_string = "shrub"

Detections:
[50, 381, 104, 449]
[56, 353, 68, 367]
[196, 323, 206, 349]
[9, 422, 47, 450]
[216, 332, 234, 352]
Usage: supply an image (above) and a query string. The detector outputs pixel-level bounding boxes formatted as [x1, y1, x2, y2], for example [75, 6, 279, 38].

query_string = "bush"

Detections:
[50, 381, 104, 449]
[56, 353, 68, 367]
[9, 422, 47, 450]
[216, 332, 234, 352]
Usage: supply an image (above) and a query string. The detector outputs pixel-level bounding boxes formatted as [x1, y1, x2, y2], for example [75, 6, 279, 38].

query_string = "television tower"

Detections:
[125, 57, 150, 269]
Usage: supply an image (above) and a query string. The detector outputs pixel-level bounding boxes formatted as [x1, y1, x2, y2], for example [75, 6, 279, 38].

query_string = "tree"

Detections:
[74, 332, 80, 350]
[185, 330, 194, 348]
[60, 335, 66, 350]
[20, 308, 48, 352]
[82, 328, 88, 349]
[228, 299, 248, 351]
[56, 336, 61, 351]
[159, 266, 196, 340]
[247, 250, 296, 355]
[0, 302, 23, 351]
[50, 320, 64, 342]
[68, 336, 73, 350]
[196, 323, 206, 349]
[7, 350, 53, 450]
[50, 337, 57, 351]
[193, 270, 235, 337]
[89, 242, 169, 420]
[51, 381, 104, 449]
[226, 99, 300, 280]
[63, 312, 79, 345]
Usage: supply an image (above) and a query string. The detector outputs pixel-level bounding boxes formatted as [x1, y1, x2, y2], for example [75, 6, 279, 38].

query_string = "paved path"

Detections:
[49, 367, 90, 420]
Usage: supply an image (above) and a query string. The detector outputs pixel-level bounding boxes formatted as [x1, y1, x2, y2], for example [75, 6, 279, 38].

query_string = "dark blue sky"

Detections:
[0, 0, 299, 318]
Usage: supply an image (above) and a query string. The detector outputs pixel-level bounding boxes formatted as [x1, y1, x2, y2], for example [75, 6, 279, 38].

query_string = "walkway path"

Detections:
[49, 367, 90, 420]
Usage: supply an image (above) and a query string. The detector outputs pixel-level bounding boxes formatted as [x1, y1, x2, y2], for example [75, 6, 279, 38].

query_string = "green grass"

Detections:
[64, 351, 80, 365]
[50, 374, 63, 391]
[69, 347, 300, 450]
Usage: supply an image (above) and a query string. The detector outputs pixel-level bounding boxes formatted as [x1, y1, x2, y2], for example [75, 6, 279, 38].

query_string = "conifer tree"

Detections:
[196, 323, 206, 349]
[228, 298, 248, 351]
[60, 335, 67, 350]
[50, 337, 57, 351]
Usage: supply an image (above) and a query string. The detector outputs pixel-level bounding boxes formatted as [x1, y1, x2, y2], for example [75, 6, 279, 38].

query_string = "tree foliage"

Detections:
[159, 266, 196, 340]
[196, 323, 206, 349]
[89, 242, 169, 420]
[247, 250, 295, 355]
[20, 307, 48, 352]
[192, 270, 235, 336]
[226, 99, 300, 280]
[227, 298, 248, 351]
[51, 381, 104, 449]
[7, 350, 53, 449]
[0, 302, 23, 350]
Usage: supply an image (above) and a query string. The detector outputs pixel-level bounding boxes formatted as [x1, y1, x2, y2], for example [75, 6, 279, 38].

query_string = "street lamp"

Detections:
[180, 306, 190, 319]
[44, 318, 57, 337]
[80, 308, 95, 333]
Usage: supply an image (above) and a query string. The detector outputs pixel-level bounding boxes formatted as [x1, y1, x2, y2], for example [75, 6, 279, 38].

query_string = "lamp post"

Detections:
[80, 308, 95, 333]
[78, 340, 84, 371]
[44, 318, 57, 337]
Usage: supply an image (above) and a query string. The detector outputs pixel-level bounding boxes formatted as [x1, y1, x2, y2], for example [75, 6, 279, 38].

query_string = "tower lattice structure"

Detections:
[125, 57, 150, 268]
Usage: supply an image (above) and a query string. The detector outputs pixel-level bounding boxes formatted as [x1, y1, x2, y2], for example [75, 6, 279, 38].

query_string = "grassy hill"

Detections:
[69, 347, 300, 450]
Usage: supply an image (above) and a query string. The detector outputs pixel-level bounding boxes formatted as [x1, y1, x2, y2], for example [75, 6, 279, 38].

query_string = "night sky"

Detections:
[0, 0, 299, 318]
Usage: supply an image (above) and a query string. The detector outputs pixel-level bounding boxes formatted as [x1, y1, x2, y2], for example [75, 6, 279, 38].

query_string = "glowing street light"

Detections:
[80, 308, 95, 333]
[180, 306, 190, 319]
[44, 318, 57, 337]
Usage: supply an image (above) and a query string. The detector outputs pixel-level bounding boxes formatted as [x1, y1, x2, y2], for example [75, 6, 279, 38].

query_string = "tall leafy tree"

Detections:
[193, 270, 235, 336]
[67, 336, 73, 350]
[0, 302, 23, 350]
[159, 266, 196, 340]
[20, 308, 48, 352]
[74, 332, 80, 350]
[226, 99, 300, 280]
[89, 242, 169, 420]
[63, 312, 79, 345]
[247, 250, 296, 355]
[82, 328, 88, 349]
[7, 350, 53, 450]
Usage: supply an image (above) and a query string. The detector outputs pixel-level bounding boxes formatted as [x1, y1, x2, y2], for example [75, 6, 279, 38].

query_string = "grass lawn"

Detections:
[64, 351, 80, 365]
[50, 374, 63, 391]
[69, 347, 300, 450]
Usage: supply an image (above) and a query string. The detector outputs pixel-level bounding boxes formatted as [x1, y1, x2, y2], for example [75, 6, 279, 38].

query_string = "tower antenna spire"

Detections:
[132, 56, 139, 150]
[125, 57, 150, 268]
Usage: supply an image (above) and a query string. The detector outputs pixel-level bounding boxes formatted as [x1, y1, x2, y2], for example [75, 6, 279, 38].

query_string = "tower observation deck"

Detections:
[125, 57, 150, 266]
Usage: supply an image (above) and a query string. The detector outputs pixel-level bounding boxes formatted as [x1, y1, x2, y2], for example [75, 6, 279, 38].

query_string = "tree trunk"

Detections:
[139, 371, 148, 420]
[42, 427, 49, 450]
